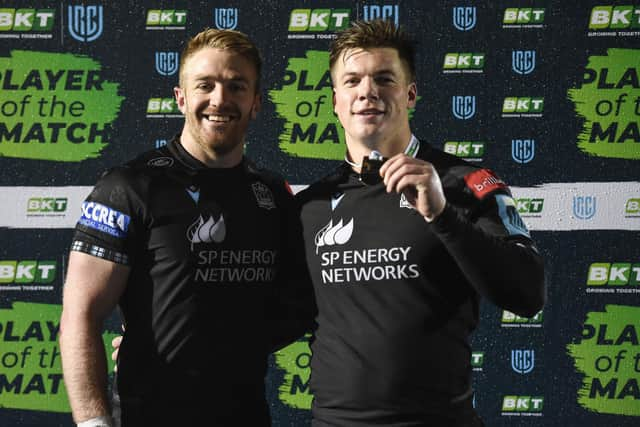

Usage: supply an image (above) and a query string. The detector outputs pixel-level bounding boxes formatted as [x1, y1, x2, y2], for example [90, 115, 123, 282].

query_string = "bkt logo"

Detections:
[626, 198, 640, 216]
[511, 350, 535, 374]
[573, 196, 597, 220]
[147, 98, 180, 114]
[146, 10, 187, 28]
[68, 5, 103, 42]
[289, 9, 350, 32]
[0, 260, 56, 284]
[363, 4, 399, 25]
[502, 396, 544, 413]
[502, 97, 544, 114]
[515, 198, 544, 215]
[471, 352, 484, 369]
[155, 52, 179, 76]
[214, 8, 238, 30]
[511, 139, 535, 164]
[453, 6, 476, 31]
[444, 141, 484, 159]
[0, 9, 55, 31]
[590, 6, 640, 29]
[587, 263, 640, 286]
[27, 197, 68, 213]
[503, 8, 545, 25]
[452, 96, 476, 120]
[443, 53, 485, 71]
[512, 50, 536, 75]
[502, 310, 543, 326]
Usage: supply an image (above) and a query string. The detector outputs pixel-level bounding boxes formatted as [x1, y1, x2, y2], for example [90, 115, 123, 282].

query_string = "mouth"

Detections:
[353, 108, 384, 116]
[204, 114, 234, 123]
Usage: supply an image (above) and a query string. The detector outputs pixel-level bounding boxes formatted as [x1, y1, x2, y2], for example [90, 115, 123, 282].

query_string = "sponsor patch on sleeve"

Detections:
[495, 194, 530, 238]
[464, 169, 507, 199]
[78, 201, 130, 239]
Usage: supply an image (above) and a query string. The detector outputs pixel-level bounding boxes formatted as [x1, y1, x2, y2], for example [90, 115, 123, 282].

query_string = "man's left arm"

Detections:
[380, 154, 545, 318]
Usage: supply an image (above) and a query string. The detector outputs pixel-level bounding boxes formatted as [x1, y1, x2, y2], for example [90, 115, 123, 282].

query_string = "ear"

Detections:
[251, 93, 262, 119]
[407, 82, 417, 109]
[174, 86, 186, 114]
[332, 87, 337, 113]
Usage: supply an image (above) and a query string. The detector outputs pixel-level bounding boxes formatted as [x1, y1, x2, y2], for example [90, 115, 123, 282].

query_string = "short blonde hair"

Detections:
[179, 28, 262, 91]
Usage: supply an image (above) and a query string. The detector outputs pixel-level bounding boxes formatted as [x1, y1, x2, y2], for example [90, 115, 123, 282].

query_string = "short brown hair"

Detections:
[179, 28, 262, 91]
[329, 19, 415, 83]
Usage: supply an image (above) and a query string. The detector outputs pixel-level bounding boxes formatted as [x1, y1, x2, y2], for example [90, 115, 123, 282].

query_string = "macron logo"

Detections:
[314, 218, 353, 253]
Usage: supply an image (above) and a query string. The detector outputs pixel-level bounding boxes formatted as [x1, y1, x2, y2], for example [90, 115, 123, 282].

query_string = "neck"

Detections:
[345, 128, 413, 170]
[179, 133, 243, 169]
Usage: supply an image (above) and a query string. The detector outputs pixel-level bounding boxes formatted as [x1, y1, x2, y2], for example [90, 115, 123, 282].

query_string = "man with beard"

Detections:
[297, 20, 546, 426]
[60, 29, 311, 427]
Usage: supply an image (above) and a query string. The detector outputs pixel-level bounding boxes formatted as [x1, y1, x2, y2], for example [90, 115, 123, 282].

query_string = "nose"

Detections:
[357, 76, 378, 101]
[209, 83, 228, 107]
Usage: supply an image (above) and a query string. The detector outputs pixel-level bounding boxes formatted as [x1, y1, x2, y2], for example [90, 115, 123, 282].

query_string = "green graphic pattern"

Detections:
[274, 336, 313, 409]
[0, 50, 124, 161]
[0, 302, 118, 412]
[567, 305, 640, 416]
[568, 48, 640, 159]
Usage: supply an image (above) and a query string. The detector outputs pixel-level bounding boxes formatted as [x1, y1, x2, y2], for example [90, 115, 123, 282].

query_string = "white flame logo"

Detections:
[187, 214, 226, 246]
[314, 218, 354, 253]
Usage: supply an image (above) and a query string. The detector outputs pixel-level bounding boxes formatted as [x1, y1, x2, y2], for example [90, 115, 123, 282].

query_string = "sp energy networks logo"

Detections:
[155, 52, 179, 76]
[214, 8, 238, 30]
[502, 396, 544, 416]
[443, 53, 485, 74]
[568, 49, 640, 160]
[512, 50, 536, 75]
[0, 8, 54, 39]
[288, 9, 350, 39]
[444, 141, 485, 161]
[146, 9, 187, 30]
[511, 349, 535, 374]
[0, 260, 56, 291]
[586, 262, 640, 294]
[501, 310, 543, 328]
[0, 51, 124, 161]
[452, 96, 476, 119]
[502, 97, 543, 117]
[187, 214, 226, 245]
[315, 218, 354, 252]
[453, 7, 476, 31]
[567, 305, 640, 416]
[502, 8, 545, 28]
[589, 6, 640, 37]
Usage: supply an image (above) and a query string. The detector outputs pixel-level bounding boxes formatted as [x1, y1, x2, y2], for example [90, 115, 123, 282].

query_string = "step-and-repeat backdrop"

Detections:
[1, 1, 638, 426]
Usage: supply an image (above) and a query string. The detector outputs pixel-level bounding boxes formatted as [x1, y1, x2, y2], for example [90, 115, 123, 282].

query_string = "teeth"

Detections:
[206, 115, 231, 122]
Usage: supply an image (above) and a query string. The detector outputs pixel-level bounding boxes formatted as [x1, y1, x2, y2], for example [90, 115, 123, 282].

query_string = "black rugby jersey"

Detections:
[298, 140, 545, 426]
[72, 138, 311, 425]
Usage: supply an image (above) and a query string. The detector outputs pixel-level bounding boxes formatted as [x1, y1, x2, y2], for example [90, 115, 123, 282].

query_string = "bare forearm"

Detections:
[60, 313, 111, 423]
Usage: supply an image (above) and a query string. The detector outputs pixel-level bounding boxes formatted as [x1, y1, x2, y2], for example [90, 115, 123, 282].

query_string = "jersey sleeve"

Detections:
[431, 168, 545, 317]
[71, 168, 144, 266]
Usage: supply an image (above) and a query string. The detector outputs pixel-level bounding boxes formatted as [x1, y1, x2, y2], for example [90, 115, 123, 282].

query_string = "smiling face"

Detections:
[174, 47, 261, 166]
[331, 47, 416, 156]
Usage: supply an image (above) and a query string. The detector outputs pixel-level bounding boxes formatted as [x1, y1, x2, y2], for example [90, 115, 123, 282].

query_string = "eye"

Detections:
[344, 78, 359, 86]
[375, 76, 394, 85]
[195, 82, 212, 91]
[228, 81, 249, 92]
